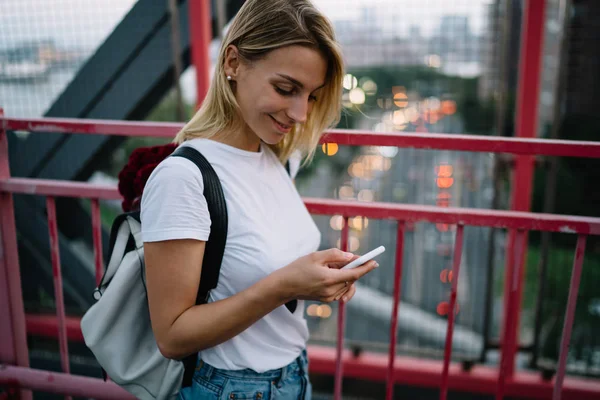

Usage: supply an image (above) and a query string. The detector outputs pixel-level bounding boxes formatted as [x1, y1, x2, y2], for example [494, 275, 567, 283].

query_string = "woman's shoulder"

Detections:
[140, 151, 207, 211]
[140, 149, 211, 243]
[148, 152, 205, 187]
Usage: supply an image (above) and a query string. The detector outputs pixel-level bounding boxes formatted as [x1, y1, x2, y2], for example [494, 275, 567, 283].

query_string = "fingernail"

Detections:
[345, 252, 353, 258]
[374, 262, 379, 267]
[342, 296, 348, 302]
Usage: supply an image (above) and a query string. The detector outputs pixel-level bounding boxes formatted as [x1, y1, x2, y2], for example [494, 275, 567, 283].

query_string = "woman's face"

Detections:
[224, 45, 328, 150]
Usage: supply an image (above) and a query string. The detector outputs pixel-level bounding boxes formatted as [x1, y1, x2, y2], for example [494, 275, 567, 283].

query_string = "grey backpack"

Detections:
[80, 146, 228, 399]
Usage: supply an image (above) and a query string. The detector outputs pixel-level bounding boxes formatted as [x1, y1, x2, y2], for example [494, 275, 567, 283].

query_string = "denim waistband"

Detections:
[196, 349, 308, 382]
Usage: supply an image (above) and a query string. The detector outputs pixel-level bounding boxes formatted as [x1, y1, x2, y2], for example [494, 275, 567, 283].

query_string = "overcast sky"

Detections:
[1, 0, 489, 50]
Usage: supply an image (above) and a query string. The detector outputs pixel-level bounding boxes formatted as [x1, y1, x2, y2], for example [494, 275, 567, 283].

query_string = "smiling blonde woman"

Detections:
[141, 0, 379, 398]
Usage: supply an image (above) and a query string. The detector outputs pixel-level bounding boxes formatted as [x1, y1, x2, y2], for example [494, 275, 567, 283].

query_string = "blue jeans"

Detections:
[178, 349, 312, 400]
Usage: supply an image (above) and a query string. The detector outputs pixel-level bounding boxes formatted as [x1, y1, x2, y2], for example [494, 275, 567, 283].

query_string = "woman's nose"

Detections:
[286, 97, 309, 124]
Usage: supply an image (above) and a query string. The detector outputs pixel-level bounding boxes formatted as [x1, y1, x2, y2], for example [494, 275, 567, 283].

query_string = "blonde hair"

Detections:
[173, 0, 344, 164]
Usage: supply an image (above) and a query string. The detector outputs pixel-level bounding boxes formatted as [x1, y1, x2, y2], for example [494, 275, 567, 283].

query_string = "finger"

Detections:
[327, 254, 360, 269]
[315, 248, 354, 264]
[332, 281, 352, 300]
[341, 284, 356, 303]
[334, 259, 379, 283]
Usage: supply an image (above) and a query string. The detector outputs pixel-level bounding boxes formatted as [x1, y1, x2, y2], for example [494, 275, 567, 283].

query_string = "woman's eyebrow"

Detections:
[276, 73, 325, 91]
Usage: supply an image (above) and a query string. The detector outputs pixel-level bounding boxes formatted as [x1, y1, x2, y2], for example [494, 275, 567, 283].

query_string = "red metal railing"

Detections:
[501, 0, 547, 387]
[2, 114, 600, 400]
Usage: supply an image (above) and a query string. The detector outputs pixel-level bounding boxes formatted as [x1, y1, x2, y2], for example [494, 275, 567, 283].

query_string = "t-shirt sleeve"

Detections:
[140, 157, 211, 242]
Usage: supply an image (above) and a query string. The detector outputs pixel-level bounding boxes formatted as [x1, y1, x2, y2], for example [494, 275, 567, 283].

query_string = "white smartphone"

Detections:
[341, 246, 385, 270]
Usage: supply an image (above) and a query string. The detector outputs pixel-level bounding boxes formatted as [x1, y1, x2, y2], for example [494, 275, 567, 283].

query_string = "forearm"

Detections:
[158, 271, 293, 359]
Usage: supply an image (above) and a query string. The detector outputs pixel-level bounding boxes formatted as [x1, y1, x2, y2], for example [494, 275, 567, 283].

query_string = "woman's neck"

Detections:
[211, 123, 261, 153]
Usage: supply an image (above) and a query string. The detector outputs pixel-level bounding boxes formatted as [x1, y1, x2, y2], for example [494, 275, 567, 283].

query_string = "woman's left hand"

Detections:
[329, 281, 356, 303]
[340, 282, 356, 303]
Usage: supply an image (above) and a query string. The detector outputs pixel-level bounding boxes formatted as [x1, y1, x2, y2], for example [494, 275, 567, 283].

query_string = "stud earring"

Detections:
[227, 75, 232, 81]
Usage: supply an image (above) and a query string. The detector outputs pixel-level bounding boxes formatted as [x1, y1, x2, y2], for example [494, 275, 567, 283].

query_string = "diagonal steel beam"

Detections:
[7, 0, 243, 314]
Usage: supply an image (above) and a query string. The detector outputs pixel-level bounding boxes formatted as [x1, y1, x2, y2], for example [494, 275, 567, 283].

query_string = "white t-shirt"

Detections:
[140, 138, 321, 372]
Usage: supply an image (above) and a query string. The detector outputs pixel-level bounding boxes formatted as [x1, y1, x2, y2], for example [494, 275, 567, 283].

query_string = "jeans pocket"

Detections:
[179, 376, 222, 400]
[270, 374, 307, 400]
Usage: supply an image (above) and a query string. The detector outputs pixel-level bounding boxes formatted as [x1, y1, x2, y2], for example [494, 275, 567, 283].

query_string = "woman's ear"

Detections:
[223, 45, 240, 80]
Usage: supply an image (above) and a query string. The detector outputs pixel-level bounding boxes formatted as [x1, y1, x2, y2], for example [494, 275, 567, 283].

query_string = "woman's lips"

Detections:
[270, 115, 291, 133]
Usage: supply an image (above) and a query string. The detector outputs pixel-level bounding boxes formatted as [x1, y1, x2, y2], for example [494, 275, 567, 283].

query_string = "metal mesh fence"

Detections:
[0, 0, 506, 365]
[0, 0, 138, 118]
[299, 0, 499, 363]
[3, 0, 598, 382]
[301, 0, 600, 379]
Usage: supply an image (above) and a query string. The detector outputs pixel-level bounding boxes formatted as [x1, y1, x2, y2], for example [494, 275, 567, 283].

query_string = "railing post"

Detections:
[0, 111, 13, 364]
[0, 109, 16, 365]
[440, 225, 465, 400]
[189, 0, 212, 108]
[500, 0, 547, 381]
[46, 197, 71, 382]
[334, 217, 350, 400]
[497, 230, 528, 400]
[385, 221, 406, 400]
[91, 199, 105, 285]
[553, 235, 587, 400]
[0, 108, 32, 400]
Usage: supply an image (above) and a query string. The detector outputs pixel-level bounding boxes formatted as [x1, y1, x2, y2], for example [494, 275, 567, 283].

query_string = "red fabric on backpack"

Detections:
[117, 143, 178, 212]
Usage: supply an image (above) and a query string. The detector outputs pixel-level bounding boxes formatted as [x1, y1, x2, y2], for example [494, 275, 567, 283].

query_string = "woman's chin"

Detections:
[260, 132, 287, 145]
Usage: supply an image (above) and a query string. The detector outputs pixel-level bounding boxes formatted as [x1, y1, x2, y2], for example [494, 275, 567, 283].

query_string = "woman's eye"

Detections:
[275, 86, 317, 102]
[275, 86, 293, 96]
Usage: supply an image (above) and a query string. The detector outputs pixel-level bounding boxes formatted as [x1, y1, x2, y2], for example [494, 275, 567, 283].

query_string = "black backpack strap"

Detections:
[170, 146, 228, 388]
[283, 160, 297, 314]
[95, 211, 140, 297]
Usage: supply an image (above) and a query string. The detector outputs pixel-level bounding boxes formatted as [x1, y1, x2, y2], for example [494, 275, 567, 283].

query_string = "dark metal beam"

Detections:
[9, 0, 191, 311]
[13, 1, 189, 180]
[10, 0, 245, 180]
[8, 0, 244, 313]
[10, 0, 173, 178]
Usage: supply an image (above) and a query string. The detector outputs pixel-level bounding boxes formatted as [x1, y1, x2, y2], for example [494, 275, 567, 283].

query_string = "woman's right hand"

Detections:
[276, 248, 379, 303]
